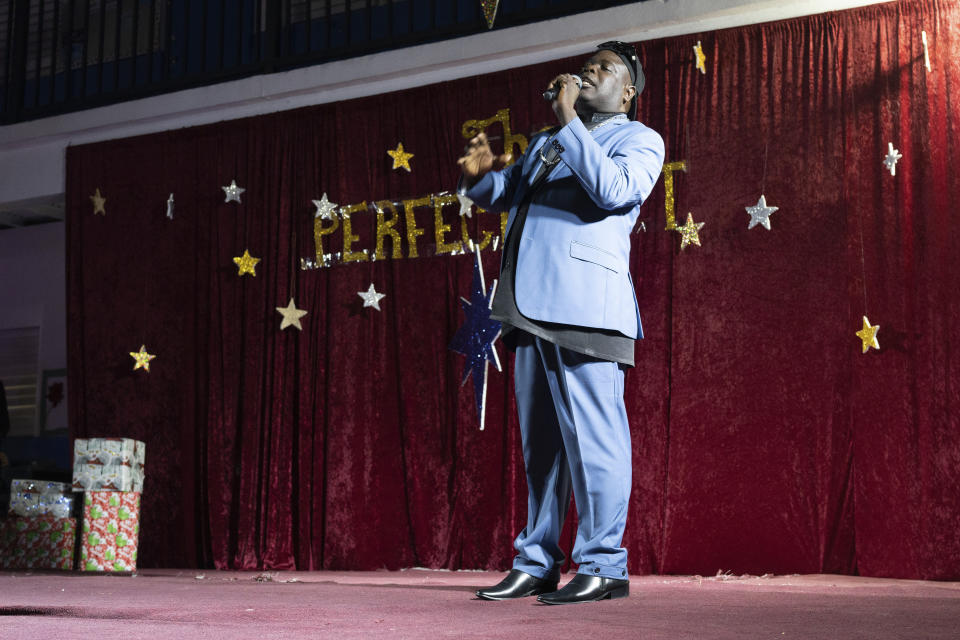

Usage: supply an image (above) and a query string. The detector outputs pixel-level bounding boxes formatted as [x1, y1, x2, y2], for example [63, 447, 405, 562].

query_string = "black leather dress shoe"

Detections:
[476, 569, 559, 601]
[536, 573, 629, 604]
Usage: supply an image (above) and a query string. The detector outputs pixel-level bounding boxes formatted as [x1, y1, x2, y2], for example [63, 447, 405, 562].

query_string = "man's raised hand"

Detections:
[457, 132, 512, 189]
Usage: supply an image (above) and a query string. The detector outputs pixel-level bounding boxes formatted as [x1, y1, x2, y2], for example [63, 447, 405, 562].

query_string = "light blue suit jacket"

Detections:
[466, 116, 664, 339]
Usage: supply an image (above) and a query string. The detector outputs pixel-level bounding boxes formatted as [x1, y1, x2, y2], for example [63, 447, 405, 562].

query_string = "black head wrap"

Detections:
[597, 41, 644, 120]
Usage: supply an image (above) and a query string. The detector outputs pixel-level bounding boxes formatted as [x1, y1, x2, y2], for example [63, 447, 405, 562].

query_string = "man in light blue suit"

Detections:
[461, 42, 664, 604]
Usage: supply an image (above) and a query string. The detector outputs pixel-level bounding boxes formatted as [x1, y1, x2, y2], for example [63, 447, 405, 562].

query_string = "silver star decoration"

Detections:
[276, 297, 308, 331]
[883, 142, 902, 176]
[745, 194, 779, 230]
[222, 180, 245, 203]
[358, 283, 386, 311]
[166, 193, 174, 219]
[457, 193, 474, 218]
[313, 193, 338, 220]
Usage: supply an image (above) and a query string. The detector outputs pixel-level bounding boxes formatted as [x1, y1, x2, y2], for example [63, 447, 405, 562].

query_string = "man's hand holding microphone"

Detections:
[544, 73, 581, 126]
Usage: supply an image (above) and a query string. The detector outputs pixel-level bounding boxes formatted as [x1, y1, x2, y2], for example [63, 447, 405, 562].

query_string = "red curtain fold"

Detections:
[66, 0, 960, 579]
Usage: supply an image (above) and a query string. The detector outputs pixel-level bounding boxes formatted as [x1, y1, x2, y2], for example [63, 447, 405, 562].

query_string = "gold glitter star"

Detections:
[694, 40, 707, 74]
[276, 297, 308, 331]
[233, 249, 261, 276]
[90, 188, 107, 215]
[677, 212, 705, 250]
[129, 345, 156, 372]
[856, 316, 880, 354]
[387, 142, 414, 172]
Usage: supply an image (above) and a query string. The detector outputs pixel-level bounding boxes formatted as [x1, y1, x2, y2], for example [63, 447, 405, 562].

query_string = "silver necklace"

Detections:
[538, 115, 623, 166]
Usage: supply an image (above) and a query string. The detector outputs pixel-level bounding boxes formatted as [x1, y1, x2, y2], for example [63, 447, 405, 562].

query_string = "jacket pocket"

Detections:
[569, 240, 619, 273]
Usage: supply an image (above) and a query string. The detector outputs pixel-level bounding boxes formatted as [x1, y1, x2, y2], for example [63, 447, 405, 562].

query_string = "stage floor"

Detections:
[1, 569, 959, 639]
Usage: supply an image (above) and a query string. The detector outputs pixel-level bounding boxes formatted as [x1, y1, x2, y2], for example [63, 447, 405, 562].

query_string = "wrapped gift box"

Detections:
[11, 479, 71, 494]
[72, 438, 145, 492]
[73, 438, 145, 467]
[0, 516, 77, 570]
[9, 479, 75, 518]
[72, 464, 143, 492]
[79, 492, 141, 572]
[9, 492, 75, 518]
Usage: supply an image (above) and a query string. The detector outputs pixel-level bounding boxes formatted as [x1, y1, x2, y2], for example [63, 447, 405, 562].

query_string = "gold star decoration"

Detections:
[129, 345, 156, 372]
[276, 297, 308, 331]
[856, 316, 880, 354]
[694, 40, 707, 74]
[90, 188, 107, 215]
[677, 212, 705, 250]
[387, 142, 414, 172]
[233, 249, 261, 276]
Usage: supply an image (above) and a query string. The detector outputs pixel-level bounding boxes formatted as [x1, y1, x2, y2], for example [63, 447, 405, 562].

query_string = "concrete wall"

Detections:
[0, 222, 66, 436]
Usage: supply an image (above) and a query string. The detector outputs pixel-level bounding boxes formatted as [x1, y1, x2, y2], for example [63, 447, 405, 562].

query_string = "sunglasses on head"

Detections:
[597, 41, 638, 83]
[598, 41, 637, 62]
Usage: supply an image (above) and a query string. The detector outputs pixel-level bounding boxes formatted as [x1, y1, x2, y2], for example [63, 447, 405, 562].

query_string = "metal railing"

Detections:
[0, 0, 647, 124]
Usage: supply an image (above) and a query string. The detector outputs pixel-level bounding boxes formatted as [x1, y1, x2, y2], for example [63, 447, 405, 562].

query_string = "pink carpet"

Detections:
[1, 569, 958, 639]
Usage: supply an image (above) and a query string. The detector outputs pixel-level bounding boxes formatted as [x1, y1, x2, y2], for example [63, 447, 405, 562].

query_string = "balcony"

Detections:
[0, 0, 648, 124]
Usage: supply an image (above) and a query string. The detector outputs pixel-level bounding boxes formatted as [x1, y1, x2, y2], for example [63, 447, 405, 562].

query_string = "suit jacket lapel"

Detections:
[506, 118, 622, 238]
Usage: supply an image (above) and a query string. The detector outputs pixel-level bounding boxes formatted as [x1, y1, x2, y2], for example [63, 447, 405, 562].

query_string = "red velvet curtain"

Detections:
[66, 0, 960, 579]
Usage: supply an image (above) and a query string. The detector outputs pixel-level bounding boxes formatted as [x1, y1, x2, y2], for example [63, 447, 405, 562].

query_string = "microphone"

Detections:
[543, 75, 582, 101]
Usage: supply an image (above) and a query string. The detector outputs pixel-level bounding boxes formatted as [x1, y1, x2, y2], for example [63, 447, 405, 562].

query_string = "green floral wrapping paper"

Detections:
[79, 491, 141, 572]
[0, 516, 77, 570]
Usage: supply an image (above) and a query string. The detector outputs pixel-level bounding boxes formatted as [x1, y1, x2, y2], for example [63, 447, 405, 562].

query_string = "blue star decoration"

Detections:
[448, 247, 502, 430]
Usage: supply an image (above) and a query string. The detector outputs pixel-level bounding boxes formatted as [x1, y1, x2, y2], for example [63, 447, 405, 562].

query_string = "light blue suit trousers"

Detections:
[511, 332, 632, 581]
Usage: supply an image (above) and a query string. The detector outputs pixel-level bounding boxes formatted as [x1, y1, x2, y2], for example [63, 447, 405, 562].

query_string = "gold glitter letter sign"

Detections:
[462, 108, 528, 162]
[434, 195, 463, 255]
[461, 207, 495, 250]
[340, 202, 369, 263]
[314, 209, 340, 266]
[403, 196, 431, 258]
[374, 200, 403, 260]
[662, 160, 687, 231]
